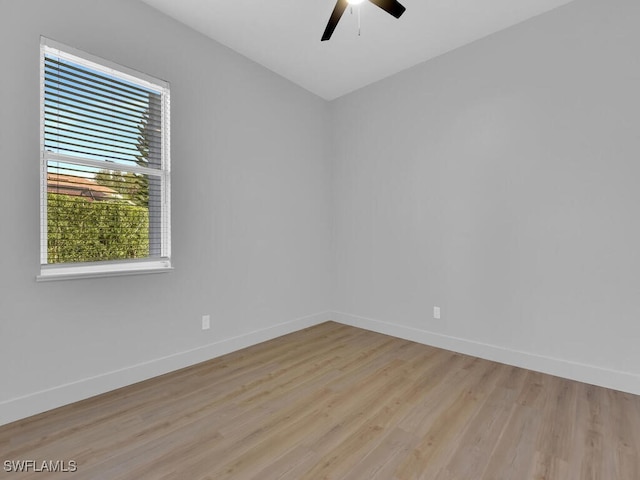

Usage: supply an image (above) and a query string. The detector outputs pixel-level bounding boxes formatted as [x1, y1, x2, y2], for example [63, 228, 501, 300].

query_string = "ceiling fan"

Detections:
[321, 0, 406, 41]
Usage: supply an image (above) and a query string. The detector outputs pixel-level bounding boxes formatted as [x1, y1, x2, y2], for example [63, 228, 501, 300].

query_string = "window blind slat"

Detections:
[45, 144, 144, 165]
[44, 90, 149, 128]
[44, 75, 163, 117]
[44, 118, 163, 148]
[45, 57, 159, 98]
[44, 130, 144, 155]
[44, 102, 156, 138]
[44, 110, 162, 143]
[45, 67, 160, 109]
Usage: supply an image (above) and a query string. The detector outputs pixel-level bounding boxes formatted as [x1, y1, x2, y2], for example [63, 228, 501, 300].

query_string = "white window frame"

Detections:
[38, 38, 172, 281]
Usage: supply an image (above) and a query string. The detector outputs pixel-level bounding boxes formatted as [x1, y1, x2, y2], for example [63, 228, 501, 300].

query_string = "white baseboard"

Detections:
[331, 311, 640, 396]
[0, 311, 331, 427]
[4, 310, 638, 427]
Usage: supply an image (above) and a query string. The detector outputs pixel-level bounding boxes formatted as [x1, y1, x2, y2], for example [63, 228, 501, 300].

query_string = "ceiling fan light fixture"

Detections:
[322, 0, 405, 41]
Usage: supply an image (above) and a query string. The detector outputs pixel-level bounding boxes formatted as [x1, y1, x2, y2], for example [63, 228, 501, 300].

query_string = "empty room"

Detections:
[1, 0, 639, 478]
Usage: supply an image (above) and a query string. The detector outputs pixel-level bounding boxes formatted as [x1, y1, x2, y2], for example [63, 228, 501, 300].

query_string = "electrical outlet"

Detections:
[433, 306, 441, 319]
[202, 314, 210, 330]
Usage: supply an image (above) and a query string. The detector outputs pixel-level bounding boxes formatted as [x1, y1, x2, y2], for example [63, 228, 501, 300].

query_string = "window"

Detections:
[39, 38, 171, 280]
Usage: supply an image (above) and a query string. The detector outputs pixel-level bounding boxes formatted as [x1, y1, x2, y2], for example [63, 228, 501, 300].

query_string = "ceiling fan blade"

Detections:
[368, 0, 406, 18]
[321, 0, 349, 41]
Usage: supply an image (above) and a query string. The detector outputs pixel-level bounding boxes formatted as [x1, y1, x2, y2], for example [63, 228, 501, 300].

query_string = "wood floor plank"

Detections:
[480, 403, 542, 480]
[438, 379, 524, 479]
[1, 321, 639, 480]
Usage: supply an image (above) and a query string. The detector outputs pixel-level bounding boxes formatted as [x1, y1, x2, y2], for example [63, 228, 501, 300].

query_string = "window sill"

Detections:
[37, 260, 173, 282]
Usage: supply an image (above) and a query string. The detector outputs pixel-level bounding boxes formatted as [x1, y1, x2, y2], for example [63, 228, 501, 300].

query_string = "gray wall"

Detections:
[331, 0, 640, 387]
[0, 0, 332, 423]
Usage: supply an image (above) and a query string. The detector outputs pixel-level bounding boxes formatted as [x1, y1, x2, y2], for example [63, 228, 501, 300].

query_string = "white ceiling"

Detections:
[140, 0, 576, 100]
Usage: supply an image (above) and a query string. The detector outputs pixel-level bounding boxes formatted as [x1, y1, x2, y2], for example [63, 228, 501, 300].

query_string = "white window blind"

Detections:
[39, 38, 171, 280]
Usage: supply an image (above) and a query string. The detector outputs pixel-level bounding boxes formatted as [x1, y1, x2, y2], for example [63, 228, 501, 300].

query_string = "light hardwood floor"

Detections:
[1, 321, 639, 479]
